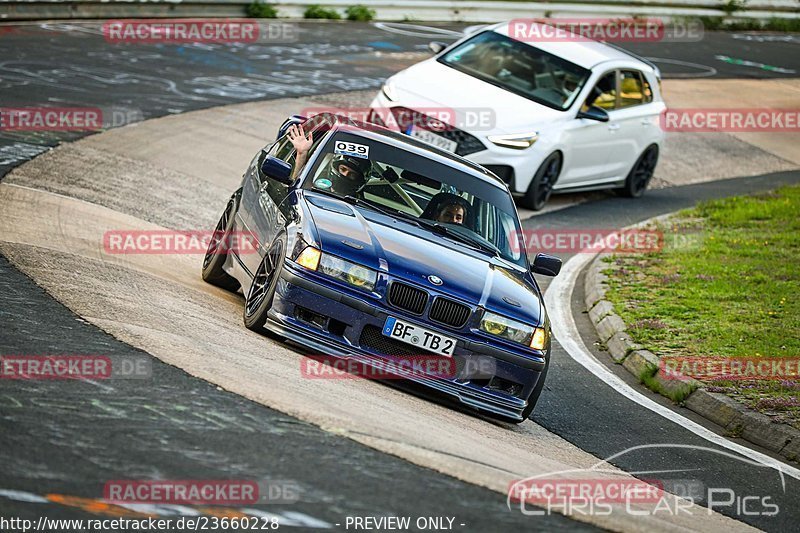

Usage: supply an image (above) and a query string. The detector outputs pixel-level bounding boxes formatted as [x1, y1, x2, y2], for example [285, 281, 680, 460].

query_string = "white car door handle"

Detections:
[608, 123, 620, 131]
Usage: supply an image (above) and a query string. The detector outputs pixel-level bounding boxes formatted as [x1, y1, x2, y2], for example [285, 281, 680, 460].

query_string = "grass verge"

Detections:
[603, 185, 800, 428]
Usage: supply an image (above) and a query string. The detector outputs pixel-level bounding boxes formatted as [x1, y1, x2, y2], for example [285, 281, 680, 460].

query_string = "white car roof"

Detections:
[489, 21, 643, 70]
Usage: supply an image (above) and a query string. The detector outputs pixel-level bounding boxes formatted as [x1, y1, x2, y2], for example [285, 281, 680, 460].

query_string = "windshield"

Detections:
[303, 131, 527, 268]
[439, 31, 591, 111]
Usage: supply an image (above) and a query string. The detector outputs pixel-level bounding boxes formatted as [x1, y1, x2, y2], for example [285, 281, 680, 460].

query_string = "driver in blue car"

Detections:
[288, 124, 370, 197]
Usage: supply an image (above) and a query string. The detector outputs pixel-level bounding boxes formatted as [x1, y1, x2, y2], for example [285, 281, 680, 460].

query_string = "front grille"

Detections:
[447, 129, 487, 157]
[429, 297, 471, 328]
[358, 325, 465, 377]
[387, 281, 428, 315]
[360, 325, 422, 357]
[390, 107, 486, 156]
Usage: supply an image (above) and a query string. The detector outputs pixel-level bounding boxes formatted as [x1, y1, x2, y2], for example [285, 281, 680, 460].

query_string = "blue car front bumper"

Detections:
[266, 262, 547, 421]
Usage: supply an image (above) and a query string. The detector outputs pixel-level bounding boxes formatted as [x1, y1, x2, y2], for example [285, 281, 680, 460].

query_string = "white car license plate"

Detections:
[382, 317, 456, 357]
[410, 127, 458, 153]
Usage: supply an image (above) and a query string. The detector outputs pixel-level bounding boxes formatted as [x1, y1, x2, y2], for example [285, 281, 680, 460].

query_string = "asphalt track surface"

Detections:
[2, 21, 800, 177]
[2, 20, 800, 532]
[0, 253, 587, 531]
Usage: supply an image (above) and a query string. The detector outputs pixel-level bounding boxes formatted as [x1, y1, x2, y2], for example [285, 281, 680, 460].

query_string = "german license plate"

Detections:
[410, 127, 458, 153]
[382, 316, 456, 356]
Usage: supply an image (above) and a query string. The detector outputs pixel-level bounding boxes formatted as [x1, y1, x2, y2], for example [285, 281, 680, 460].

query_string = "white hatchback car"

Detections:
[369, 21, 666, 210]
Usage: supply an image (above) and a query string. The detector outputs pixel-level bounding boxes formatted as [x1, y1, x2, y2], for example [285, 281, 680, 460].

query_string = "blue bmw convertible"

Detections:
[202, 113, 561, 423]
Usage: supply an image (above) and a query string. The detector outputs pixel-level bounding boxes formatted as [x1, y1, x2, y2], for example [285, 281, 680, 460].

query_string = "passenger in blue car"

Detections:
[435, 201, 465, 225]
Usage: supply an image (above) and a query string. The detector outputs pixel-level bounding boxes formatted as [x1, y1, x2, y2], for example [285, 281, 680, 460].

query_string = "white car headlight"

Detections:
[487, 131, 539, 150]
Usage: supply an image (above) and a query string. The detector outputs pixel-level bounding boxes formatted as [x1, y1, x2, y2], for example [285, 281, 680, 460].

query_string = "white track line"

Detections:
[645, 57, 718, 78]
[372, 22, 463, 38]
[545, 251, 800, 481]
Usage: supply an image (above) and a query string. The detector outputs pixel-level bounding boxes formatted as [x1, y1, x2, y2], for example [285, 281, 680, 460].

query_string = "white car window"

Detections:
[440, 31, 592, 111]
[584, 71, 618, 111]
[619, 70, 647, 109]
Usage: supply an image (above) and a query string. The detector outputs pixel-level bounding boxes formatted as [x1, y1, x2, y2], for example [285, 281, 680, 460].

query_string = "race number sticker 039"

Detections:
[334, 141, 369, 159]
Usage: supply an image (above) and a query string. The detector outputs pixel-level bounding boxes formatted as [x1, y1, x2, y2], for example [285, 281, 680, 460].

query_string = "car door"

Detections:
[558, 70, 623, 187]
[239, 135, 296, 276]
[606, 69, 660, 179]
[244, 116, 331, 275]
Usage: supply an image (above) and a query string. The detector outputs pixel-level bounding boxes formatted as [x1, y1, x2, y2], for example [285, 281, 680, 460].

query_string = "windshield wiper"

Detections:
[443, 228, 502, 257]
[309, 190, 419, 226]
[345, 196, 432, 229]
[344, 195, 501, 258]
[412, 218, 501, 258]
[342, 195, 402, 220]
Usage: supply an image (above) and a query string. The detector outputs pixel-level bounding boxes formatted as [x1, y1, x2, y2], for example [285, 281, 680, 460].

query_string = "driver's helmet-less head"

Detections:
[326, 154, 371, 196]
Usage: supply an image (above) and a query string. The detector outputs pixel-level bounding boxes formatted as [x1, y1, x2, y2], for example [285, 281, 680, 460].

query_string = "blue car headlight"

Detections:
[480, 311, 548, 350]
[293, 244, 377, 292]
[319, 254, 377, 291]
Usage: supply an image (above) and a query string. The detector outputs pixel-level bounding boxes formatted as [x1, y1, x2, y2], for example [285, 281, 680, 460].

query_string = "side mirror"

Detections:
[531, 253, 562, 277]
[261, 155, 293, 186]
[276, 114, 307, 140]
[576, 105, 609, 122]
[428, 42, 447, 54]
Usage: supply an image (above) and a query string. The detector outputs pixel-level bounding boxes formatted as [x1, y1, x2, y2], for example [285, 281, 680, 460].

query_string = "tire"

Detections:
[202, 189, 242, 292]
[520, 152, 562, 211]
[243, 237, 285, 332]
[619, 145, 659, 198]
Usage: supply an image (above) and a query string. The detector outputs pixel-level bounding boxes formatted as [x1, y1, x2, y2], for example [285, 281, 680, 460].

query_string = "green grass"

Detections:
[695, 16, 800, 32]
[346, 5, 376, 22]
[604, 185, 800, 427]
[246, 1, 278, 18]
[304, 5, 342, 19]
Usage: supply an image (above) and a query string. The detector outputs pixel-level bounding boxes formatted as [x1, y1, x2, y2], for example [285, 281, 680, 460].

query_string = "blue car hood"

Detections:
[304, 193, 543, 325]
